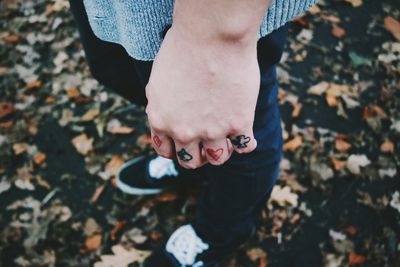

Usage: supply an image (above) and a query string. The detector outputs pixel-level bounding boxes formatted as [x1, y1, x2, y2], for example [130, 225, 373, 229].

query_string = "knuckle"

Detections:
[202, 129, 223, 142]
[230, 123, 247, 135]
[172, 131, 195, 144]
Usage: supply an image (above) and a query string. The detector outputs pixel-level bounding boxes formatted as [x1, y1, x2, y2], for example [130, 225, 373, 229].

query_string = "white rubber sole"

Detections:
[116, 156, 166, 195]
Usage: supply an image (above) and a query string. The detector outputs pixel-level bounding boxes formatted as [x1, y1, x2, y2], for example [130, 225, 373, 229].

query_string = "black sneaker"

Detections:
[142, 224, 254, 267]
[116, 155, 204, 195]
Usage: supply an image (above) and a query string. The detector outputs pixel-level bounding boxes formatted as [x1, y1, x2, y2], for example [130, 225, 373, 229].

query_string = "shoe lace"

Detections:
[148, 156, 179, 179]
[166, 224, 209, 267]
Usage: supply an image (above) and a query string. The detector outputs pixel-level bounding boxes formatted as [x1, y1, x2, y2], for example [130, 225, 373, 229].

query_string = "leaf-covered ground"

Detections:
[0, 0, 399, 266]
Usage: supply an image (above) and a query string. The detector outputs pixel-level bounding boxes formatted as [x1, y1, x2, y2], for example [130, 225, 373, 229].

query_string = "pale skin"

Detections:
[146, 0, 273, 169]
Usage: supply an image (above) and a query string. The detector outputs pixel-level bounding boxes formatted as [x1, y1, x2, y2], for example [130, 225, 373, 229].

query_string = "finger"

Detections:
[202, 138, 231, 166]
[229, 131, 257, 154]
[151, 130, 175, 159]
[174, 141, 204, 169]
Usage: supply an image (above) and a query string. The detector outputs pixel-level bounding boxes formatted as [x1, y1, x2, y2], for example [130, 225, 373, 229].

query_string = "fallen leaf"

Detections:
[380, 140, 394, 153]
[332, 26, 346, 38]
[85, 234, 102, 251]
[94, 245, 151, 267]
[71, 134, 94, 156]
[346, 154, 371, 175]
[331, 157, 347, 171]
[2, 34, 21, 43]
[65, 87, 80, 98]
[0, 180, 11, 195]
[26, 80, 42, 91]
[110, 220, 127, 241]
[246, 247, 268, 267]
[291, 103, 302, 118]
[137, 134, 152, 148]
[384, 16, 400, 41]
[156, 192, 178, 202]
[84, 218, 102, 237]
[344, 0, 363, 7]
[90, 184, 105, 204]
[269, 185, 298, 207]
[335, 139, 352, 153]
[107, 118, 135, 134]
[283, 135, 303, 152]
[343, 226, 357, 235]
[80, 109, 100, 121]
[0, 101, 15, 119]
[348, 252, 366, 265]
[33, 153, 46, 165]
[13, 143, 29, 155]
[308, 81, 329, 95]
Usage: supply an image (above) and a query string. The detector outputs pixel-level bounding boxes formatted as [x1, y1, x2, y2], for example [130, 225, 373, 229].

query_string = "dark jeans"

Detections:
[70, 0, 287, 246]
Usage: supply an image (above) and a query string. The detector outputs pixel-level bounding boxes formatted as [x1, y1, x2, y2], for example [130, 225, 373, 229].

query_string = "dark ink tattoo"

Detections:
[231, 135, 251, 148]
[177, 148, 193, 162]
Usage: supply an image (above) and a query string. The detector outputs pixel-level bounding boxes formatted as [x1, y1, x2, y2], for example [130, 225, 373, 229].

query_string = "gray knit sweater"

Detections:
[83, 0, 317, 60]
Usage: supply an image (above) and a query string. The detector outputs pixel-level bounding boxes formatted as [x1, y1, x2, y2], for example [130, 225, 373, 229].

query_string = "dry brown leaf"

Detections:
[110, 220, 127, 241]
[0, 101, 15, 119]
[13, 143, 29, 155]
[156, 192, 178, 202]
[33, 153, 46, 165]
[108, 126, 135, 135]
[278, 88, 286, 101]
[85, 234, 102, 251]
[331, 157, 347, 171]
[321, 15, 341, 24]
[35, 175, 51, 190]
[332, 26, 346, 38]
[2, 34, 20, 43]
[137, 134, 152, 148]
[384, 16, 400, 41]
[66, 87, 80, 98]
[26, 80, 42, 91]
[343, 226, 357, 236]
[90, 184, 105, 204]
[380, 140, 394, 153]
[348, 252, 366, 265]
[291, 103, 302, 118]
[283, 135, 303, 152]
[246, 247, 268, 266]
[106, 155, 125, 177]
[326, 94, 339, 107]
[344, 0, 363, 7]
[335, 139, 352, 153]
[80, 109, 100, 121]
[72, 134, 94, 156]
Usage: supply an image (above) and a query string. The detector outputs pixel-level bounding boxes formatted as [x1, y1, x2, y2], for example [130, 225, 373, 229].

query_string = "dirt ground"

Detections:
[0, 0, 399, 266]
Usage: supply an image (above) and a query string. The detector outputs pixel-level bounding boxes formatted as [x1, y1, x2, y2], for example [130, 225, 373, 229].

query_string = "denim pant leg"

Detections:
[193, 66, 283, 245]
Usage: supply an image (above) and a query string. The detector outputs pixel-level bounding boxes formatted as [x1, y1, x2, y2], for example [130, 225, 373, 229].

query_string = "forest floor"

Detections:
[0, 0, 399, 266]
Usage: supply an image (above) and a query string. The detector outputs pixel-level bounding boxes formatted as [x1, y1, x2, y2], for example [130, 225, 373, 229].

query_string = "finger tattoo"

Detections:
[206, 148, 223, 161]
[153, 135, 162, 148]
[231, 135, 251, 148]
[177, 148, 193, 162]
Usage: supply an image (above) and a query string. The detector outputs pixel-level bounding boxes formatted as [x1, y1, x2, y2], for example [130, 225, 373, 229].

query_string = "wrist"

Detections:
[171, 0, 270, 47]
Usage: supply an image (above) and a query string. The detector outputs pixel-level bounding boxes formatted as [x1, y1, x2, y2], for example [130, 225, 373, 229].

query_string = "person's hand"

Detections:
[145, 26, 260, 169]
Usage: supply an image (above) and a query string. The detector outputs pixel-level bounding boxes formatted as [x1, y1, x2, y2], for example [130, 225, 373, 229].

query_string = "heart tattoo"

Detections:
[153, 135, 162, 148]
[206, 148, 223, 161]
[177, 148, 193, 162]
[231, 135, 251, 149]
